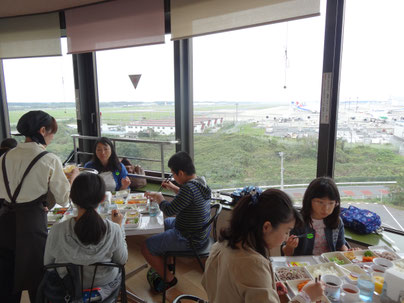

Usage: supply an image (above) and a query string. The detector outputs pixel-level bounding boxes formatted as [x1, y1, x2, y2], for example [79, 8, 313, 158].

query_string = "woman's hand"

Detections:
[282, 235, 299, 256]
[144, 191, 164, 204]
[121, 176, 131, 190]
[111, 209, 123, 225]
[302, 280, 324, 301]
[276, 281, 288, 296]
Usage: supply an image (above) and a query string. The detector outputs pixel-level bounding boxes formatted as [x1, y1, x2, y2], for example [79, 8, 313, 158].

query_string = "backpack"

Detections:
[340, 205, 381, 234]
[230, 186, 262, 206]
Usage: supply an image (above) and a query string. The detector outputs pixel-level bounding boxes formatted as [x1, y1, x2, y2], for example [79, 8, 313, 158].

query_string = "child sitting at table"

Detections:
[43, 173, 127, 300]
[282, 177, 349, 256]
[141, 151, 211, 293]
[202, 188, 324, 303]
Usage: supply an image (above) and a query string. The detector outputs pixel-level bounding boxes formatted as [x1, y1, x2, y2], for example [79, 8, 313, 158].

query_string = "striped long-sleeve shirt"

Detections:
[159, 176, 211, 245]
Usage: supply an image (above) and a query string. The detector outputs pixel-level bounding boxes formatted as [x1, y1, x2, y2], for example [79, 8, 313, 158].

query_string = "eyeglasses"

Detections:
[312, 200, 338, 208]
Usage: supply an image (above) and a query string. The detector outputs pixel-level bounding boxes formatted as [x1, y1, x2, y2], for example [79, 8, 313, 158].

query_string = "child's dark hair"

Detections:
[168, 151, 195, 175]
[0, 138, 17, 149]
[70, 173, 106, 245]
[91, 137, 122, 173]
[220, 188, 301, 257]
[301, 177, 341, 229]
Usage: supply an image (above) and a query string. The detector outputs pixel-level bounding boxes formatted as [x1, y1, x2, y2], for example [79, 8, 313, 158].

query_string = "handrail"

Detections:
[71, 134, 179, 179]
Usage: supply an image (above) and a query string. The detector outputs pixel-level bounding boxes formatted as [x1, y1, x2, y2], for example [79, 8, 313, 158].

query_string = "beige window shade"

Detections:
[65, 0, 165, 54]
[0, 0, 109, 18]
[0, 13, 62, 59]
[171, 0, 320, 40]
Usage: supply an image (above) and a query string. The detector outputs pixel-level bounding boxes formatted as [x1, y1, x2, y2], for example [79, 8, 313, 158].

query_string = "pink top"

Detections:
[312, 218, 329, 255]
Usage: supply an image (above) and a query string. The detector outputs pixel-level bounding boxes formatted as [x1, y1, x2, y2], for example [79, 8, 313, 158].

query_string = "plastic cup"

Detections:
[149, 202, 160, 217]
[357, 274, 374, 302]
[372, 272, 384, 295]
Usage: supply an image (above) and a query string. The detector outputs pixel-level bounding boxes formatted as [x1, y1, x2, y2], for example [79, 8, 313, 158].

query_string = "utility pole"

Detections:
[235, 103, 239, 123]
[279, 152, 284, 190]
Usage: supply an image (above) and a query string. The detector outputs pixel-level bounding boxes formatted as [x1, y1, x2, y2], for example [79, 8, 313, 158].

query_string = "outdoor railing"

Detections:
[71, 134, 179, 180]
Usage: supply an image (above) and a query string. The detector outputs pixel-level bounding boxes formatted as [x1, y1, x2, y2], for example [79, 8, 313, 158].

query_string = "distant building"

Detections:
[125, 117, 223, 135]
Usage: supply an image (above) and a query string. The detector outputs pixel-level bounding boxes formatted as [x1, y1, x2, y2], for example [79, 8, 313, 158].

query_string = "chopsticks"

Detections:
[157, 174, 172, 192]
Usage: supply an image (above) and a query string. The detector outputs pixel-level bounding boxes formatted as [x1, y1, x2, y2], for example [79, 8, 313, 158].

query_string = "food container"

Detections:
[124, 211, 141, 228]
[306, 262, 346, 279]
[126, 193, 148, 206]
[342, 249, 376, 263]
[116, 204, 139, 213]
[275, 266, 311, 281]
[373, 257, 394, 269]
[285, 278, 312, 297]
[393, 258, 404, 273]
[369, 245, 401, 261]
[321, 252, 351, 265]
[341, 264, 367, 284]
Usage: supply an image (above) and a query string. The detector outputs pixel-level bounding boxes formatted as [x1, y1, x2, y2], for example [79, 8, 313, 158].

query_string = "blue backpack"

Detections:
[340, 205, 381, 234]
[230, 186, 262, 205]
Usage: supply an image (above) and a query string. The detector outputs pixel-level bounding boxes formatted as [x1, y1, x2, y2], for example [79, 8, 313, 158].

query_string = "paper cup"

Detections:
[341, 283, 360, 302]
[322, 274, 342, 302]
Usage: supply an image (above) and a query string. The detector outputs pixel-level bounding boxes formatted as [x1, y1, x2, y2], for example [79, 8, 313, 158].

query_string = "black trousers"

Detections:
[0, 248, 37, 303]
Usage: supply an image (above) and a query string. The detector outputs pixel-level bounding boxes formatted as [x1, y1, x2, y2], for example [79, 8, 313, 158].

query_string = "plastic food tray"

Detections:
[321, 252, 352, 265]
[306, 262, 346, 279]
[369, 245, 401, 261]
[275, 266, 311, 281]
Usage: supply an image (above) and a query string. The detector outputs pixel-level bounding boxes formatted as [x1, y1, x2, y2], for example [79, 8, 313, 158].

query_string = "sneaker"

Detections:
[146, 268, 177, 293]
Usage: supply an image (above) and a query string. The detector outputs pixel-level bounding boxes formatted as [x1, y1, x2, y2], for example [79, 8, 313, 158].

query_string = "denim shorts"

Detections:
[146, 217, 192, 256]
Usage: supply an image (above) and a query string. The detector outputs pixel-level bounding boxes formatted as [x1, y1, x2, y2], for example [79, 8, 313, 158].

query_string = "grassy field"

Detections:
[7, 104, 404, 199]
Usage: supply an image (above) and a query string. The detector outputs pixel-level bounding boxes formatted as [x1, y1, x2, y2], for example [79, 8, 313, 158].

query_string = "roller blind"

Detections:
[171, 0, 320, 40]
[65, 0, 165, 54]
[0, 13, 62, 59]
[0, 0, 110, 18]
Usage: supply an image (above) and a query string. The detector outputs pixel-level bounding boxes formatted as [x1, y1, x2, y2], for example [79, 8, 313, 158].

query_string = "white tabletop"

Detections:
[124, 211, 164, 236]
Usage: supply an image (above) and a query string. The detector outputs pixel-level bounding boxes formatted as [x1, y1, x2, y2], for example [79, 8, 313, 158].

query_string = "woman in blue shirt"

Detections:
[84, 137, 130, 192]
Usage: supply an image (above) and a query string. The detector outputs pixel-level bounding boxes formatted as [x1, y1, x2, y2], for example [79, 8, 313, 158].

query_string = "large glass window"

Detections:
[95, 37, 176, 171]
[193, 5, 326, 194]
[2, 38, 76, 161]
[337, 0, 404, 231]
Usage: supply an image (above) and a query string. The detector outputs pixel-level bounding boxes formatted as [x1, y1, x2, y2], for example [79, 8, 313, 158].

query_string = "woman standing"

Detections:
[84, 137, 130, 192]
[0, 110, 78, 303]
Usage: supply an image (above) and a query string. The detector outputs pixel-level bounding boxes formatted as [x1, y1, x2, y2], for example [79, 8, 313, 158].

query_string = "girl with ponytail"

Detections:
[202, 188, 325, 303]
[44, 173, 128, 297]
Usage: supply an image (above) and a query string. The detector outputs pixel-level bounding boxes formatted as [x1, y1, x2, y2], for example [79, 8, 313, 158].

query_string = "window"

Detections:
[337, 0, 404, 231]
[2, 38, 76, 161]
[193, 5, 326, 193]
[95, 36, 176, 170]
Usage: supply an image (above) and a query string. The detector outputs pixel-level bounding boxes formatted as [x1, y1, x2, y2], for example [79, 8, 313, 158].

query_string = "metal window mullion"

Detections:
[317, 0, 345, 178]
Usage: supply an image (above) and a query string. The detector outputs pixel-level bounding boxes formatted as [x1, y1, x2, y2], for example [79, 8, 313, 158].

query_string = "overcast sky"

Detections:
[3, 0, 404, 106]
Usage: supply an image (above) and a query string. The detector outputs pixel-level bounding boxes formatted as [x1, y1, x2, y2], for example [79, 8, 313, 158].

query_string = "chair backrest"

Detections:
[36, 262, 127, 303]
[207, 203, 222, 241]
[173, 294, 208, 303]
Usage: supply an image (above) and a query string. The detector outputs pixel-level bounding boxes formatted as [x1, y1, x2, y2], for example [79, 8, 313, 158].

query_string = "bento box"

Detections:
[369, 245, 401, 261]
[342, 249, 376, 263]
[275, 266, 311, 281]
[321, 252, 351, 265]
[286, 279, 331, 303]
[126, 193, 148, 206]
[341, 264, 367, 284]
[392, 258, 404, 273]
[124, 211, 141, 228]
[306, 262, 346, 279]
